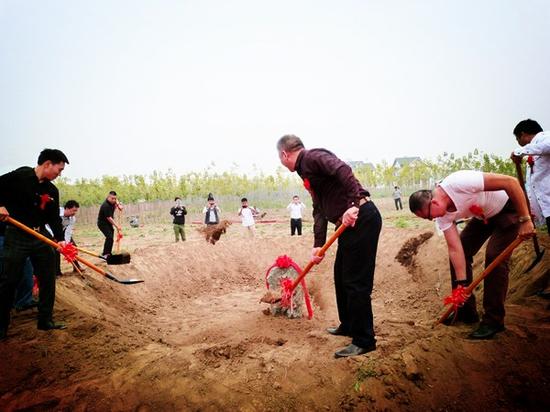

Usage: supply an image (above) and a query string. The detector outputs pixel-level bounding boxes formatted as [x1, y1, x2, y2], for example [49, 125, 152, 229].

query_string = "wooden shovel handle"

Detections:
[436, 236, 523, 326]
[5, 216, 109, 277]
[514, 161, 543, 256]
[289, 223, 347, 293]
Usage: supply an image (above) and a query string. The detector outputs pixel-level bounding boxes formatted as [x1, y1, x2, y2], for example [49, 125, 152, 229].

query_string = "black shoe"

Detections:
[442, 310, 479, 326]
[334, 343, 376, 358]
[326, 326, 350, 336]
[37, 320, 67, 331]
[0, 328, 7, 341]
[15, 301, 39, 312]
[468, 324, 505, 340]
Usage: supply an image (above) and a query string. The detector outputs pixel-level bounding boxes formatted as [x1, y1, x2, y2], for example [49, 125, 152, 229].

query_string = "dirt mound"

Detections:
[1, 225, 549, 411]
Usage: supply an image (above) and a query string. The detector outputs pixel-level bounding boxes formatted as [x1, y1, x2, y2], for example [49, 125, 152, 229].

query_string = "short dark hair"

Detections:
[513, 119, 543, 138]
[109, 191, 117, 196]
[409, 190, 432, 214]
[37, 149, 69, 165]
[277, 135, 305, 152]
[293, 195, 299, 199]
[64, 200, 80, 209]
[174, 197, 181, 201]
[241, 197, 248, 202]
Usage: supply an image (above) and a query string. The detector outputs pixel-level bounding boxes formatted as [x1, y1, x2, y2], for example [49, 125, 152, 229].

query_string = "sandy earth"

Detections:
[1, 209, 549, 411]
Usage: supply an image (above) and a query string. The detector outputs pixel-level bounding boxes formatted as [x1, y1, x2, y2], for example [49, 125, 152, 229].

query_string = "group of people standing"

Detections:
[0, 119, 548, 361]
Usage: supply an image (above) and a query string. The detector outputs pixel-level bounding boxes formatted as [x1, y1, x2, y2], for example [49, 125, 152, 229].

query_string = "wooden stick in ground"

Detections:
[514, 160, 545, 270]
[435, 236, 524, 327]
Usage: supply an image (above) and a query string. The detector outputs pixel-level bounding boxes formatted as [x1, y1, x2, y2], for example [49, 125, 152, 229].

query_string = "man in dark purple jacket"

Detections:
[277, 135, 382, 357]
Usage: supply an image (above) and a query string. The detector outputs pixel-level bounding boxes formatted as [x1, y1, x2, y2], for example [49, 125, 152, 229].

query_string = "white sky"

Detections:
[1, 0, 549, 180]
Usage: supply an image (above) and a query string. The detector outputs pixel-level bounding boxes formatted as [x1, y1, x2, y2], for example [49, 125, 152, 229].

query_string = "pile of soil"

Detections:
[1, 225, 549, 411]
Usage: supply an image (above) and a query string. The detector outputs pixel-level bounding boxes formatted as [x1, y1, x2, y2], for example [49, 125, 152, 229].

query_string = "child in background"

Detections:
[238, 197, 258, 237]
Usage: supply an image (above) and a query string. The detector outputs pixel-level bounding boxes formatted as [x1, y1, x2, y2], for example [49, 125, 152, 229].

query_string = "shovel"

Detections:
[260, 223, 347, 304]
[5, 216, 143, 285]
[435, 236, 523, 326]
[514, 160, 545, 272]
[77, 246, 131, 265]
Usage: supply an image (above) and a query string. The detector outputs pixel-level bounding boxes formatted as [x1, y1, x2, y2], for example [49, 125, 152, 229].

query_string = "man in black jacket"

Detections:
[97, 191, 121, 258]
[277, 135, 382, 358]
[0, 149, 69, 339]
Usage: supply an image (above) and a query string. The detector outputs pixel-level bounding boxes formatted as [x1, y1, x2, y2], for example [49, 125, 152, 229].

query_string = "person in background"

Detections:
[511, 119, 550, 235]
[287, 195, 306, 236]
[170, 197, 187, 242]
[393, 186, 403, 211]
[97, 191, 121, 258]
[203, 193, 221, 226]
[55, 200, 84, 275]
[0, 148, 70, 339]
[238, 197, 258, 237]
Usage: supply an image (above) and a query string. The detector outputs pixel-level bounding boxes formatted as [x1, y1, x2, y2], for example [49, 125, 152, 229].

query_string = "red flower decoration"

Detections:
[527, 155, 535, 173]
[303, 178, 311, 190]
[117, 232, 124, 241]
[39, 194, 53, 210]
[279, 277, 295, 308]
[59, 242, 78, 263]
[469, 204, 488, 224]
[443, 285, 469, 312]
[275, 255, 293, 268]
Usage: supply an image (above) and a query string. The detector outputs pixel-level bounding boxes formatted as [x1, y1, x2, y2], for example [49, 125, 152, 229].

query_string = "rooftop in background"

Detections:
[347, 160, 375, 171]
[392, 157, 421, 169]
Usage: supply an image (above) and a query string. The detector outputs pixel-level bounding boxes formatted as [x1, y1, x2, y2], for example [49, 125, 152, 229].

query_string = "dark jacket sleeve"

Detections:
[312, 202, 328, 247]
[170, 207, 175, 216]
[0, 170, 16, 208]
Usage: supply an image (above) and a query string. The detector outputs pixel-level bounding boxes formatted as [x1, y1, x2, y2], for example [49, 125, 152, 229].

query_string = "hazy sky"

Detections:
[1, 0, 549, 180]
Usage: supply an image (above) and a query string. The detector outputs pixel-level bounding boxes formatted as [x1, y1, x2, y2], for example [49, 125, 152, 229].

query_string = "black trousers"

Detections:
[546, 216, 550, 235]
[290, 218, 302, 236]
[98, 222, 114, 256]
[333, 201, 382, 348]
[394, 198, 403, 210]
[0, 226, 57, 329]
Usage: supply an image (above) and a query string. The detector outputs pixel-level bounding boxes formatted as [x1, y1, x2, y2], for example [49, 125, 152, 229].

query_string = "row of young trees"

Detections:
[57, 149, 518, 207]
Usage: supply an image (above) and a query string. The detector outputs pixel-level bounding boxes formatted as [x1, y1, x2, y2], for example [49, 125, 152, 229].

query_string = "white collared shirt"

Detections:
[287, 202, 305, 219]
[514, 131, 550, 223]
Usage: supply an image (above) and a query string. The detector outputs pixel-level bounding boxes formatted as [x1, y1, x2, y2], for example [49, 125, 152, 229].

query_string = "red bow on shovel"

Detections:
[435, 237, 524, 327]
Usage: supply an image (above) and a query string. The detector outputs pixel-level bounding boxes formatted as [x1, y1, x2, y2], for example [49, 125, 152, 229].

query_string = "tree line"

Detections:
[56, 149, 517, 207]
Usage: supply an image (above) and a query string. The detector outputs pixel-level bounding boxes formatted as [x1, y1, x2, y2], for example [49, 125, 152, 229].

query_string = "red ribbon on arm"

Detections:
[117, 232, 123, 241]
[527, 155, 535, 172]
[59, 242, 78, 263]
[443, 285, 468, 312]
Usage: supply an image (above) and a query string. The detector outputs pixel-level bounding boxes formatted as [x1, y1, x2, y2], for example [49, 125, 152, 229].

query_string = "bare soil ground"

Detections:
[1, 204, 549, 411]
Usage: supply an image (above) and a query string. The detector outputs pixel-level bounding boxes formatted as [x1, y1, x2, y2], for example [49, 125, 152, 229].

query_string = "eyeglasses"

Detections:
[426, 191, 434, 221]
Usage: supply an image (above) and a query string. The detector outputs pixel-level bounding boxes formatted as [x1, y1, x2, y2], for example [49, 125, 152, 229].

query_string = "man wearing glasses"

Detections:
[409, 171, 534, 339]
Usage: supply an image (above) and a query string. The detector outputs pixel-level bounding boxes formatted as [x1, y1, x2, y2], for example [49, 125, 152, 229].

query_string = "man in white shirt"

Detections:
[238, 197, 257, 237]
[56, 200, 83, 275]
[287, 195, 306, 236]
[409, 171, 534, 339]
[511, 119, 550, 235]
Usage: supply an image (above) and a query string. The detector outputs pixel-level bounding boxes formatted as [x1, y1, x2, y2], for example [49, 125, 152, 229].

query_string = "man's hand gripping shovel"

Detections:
[435, 236, 525, 327]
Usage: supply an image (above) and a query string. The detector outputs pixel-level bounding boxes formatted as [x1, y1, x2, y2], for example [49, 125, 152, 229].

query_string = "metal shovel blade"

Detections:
[524, 248, 545, 274]
[104, 272, 144, 285]
[106, 252, 131, 265]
